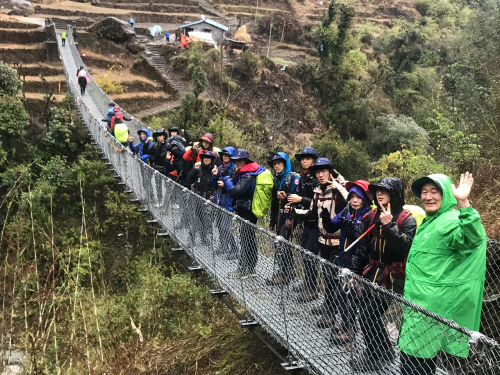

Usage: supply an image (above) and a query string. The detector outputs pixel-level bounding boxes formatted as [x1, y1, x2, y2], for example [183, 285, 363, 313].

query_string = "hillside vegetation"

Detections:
[157, 0, 500, 237]
[0, 63, 287, 373]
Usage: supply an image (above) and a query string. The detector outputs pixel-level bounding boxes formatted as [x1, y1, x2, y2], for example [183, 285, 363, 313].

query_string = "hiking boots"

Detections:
[329, 328, 354, 346]
[227, 268, 257, 279]
[292, 282, 308, 293]
[316, 313, 336, 329]
[297, 288, 318, 303]
[350, 348, 396, 372]
[266, 271, 292, 286]
[310, 302, 328, 316]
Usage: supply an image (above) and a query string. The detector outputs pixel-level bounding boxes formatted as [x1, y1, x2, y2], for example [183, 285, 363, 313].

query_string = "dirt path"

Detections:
[39, 1, 202, 17]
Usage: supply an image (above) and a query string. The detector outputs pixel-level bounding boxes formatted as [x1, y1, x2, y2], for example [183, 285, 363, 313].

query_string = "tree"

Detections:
[0, 61, 23, 96]
[191, 66, 208, 99]
[0, 95, 30, 152]
[312, 130, 371, 180]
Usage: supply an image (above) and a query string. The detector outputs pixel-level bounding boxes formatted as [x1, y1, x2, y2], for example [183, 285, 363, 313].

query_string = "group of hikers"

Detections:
[96, 102, 488, 374]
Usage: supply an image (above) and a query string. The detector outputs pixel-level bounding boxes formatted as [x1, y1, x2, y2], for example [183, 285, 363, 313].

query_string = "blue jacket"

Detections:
[107, 107, 115, 119]
[324, 205, 371, 268]
[222, 162, 266, 213]
[129, 128, 153, 163]
[212, 147, 236, 211]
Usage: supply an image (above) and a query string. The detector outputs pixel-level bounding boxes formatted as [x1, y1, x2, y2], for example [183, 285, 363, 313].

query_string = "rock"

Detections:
[88, 16, 135, 43]
[91, 0, 100, 5]
[1, 365, 23, 375]
[127, 37, 145, 54]
[4, 0, 34, 15]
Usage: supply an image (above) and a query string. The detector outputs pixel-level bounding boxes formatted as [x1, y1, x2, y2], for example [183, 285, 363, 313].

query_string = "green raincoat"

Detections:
[399, 174, 486, 359]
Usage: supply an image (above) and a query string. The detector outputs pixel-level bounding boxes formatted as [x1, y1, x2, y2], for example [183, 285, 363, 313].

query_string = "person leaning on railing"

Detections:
[350, 177, 417, 372]
[398, 173, 487, 375]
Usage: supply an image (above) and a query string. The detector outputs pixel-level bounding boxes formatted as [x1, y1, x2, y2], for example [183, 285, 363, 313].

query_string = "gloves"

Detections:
[220, 166, 229, 177]
[320, 207, 330, 220]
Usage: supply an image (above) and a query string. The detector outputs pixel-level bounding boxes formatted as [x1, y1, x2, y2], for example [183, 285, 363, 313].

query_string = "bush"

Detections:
[428, 112, 482, 173]
[233, 50, 261, 83]
[45, 108, 81, 157]
[0, 95, 30, 152]
[312, 131, 371, 180]
[95, 75, 124, 95]
[0, 61, 23, 96]
[206, 112, 250, 150]
[371, 149, 447, 203]
[359, 22, 379, 44]
[371, 114, 430, 157]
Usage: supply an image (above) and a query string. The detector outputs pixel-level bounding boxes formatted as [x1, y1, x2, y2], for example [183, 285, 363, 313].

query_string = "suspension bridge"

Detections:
[56, 23, 500, 375]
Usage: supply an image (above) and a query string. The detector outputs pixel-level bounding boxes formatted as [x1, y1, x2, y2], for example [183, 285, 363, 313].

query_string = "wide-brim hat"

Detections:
[200, 151, 217, 160]
[411, 176, 442, 199]
[308, 157, 333, 175]
[230, 149, 253, 162]
[267, 153, 286, 168]
[168, 126, 179, 134]
[294, 147, 318, 162]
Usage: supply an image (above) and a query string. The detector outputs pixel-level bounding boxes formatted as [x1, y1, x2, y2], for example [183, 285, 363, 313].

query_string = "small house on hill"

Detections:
[178, 19, 228, 47]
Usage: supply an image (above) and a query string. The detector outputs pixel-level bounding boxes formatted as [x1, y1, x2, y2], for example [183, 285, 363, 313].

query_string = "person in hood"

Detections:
[107, 102, 116, 119]
[219, 149, 266, 278]
[321, 180, 372, 345]
[266, 152, 300, 286]
[291, 158, 348, 328]
[164, 139, 185, 181]
[112, 118, 129, 146]
[184, 151, 216, 200]
[183, 133, 220, 174]
[150, 129, 169, 174]
[350, 177, 417, 372]
[212, 147, 238, 258]
[61, 31, 67, 46]
[129, 17, 135, 27]
[128, 128, 153, 163]
[398, 173, 486, 375]
[286, 147, 320, 295]
[167, 126, 191, 147]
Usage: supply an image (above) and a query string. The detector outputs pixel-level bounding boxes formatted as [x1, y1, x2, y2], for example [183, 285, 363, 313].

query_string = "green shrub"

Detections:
[0, 61, 22, 96]
[428, 112, 482, 173]
[371, 114, 430, 157]
[359, 22, 379, 44]
[371, 149, 447, 203]
[95, 75, 124, 95]
[312, 131, 371, 180]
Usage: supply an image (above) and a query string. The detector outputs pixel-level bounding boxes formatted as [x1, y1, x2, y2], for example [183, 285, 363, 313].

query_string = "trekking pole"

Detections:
[276, 198, 282, 232]
[217, 186, 222, 206]
[333, 224, 376, 263]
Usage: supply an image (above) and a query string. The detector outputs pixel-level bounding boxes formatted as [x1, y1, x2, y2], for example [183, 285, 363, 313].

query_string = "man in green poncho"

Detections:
[399, 172, 487, 374]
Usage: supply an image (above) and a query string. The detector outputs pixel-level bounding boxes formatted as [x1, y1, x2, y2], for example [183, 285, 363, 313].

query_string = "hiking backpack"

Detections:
[252, 168, 274, 219]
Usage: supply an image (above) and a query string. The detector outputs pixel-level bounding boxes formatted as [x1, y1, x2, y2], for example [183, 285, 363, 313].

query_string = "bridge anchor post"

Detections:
[280, 361, 304, 372]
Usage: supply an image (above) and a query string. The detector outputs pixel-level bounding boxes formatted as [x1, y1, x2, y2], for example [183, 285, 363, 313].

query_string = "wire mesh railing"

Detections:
[59, 25, 500, 374]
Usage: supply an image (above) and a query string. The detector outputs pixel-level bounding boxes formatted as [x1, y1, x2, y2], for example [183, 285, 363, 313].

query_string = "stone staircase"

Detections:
[137, 42, 190, 119]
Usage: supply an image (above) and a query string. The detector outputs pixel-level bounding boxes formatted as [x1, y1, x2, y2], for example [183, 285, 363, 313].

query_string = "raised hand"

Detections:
[379, 203, 393, 225]
[451, 172, 473, 208]
[327, 179, 342, 191]
[212, 165, 218, 175]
